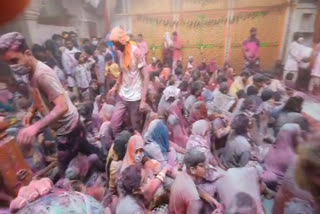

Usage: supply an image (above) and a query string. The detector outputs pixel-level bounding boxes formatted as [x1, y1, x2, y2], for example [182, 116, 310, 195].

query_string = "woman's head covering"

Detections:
[192, 120, 209, 137]
[145, 119, 170, 153]
[109, 26, 132, 70]
[162, 85, 180, 101]
[120, 134, 144, 172]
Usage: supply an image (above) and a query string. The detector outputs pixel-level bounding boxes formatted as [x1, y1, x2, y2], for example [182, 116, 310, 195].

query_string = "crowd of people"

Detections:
[0, 25, 320, 214]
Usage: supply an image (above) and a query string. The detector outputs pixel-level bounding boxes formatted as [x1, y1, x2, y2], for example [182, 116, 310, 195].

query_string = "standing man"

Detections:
[0, 32, 104, 175]
[243, 27, 260, 72]
[309, 41, 320, 94]
[172, 31, 182, 70]
[137, 33, 149, 61]
[108, 26, 149, 138]
[62, 39, 79, 92]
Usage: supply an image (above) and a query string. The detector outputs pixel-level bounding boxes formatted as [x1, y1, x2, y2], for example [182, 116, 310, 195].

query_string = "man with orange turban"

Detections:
[108, 26, 149, 137]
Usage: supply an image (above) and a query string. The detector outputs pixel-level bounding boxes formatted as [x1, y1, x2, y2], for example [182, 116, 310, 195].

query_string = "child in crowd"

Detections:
[74, 52, 96, 96]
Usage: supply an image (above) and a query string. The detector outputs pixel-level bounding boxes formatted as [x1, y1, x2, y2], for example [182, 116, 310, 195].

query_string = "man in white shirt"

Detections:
[62, 39, 79, 92]
[108, 26, 149, 137]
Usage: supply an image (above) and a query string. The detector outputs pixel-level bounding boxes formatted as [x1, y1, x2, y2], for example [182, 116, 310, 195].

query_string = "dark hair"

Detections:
[52, 34, 62, 41]
[44, 39, 56, 52]
[261, 89, 274, 102]
[138, 34, 143, 37]
[184, 149, 206, 169]
[191, 80, 203, 95]
[247, 86, 259, 96]
[219, 82, 229, 94]
[83, 45, 95, 56]
[65, 39, 73, 44]
[114, 131, 132, 160]
[285, 72, 294, 81]
[175, 67, 183, 76]
[231, 114, 249, 135]
[217, 75, 228, 84]
[283, 96, 304, 113]
[236, 89, 246, 99]
[252, 74, 265, 83]
[179, 80, 189, 91]
[172, 31, 178, 36]
[31, 44, 46, 54]
[120, 165, 142, 195]
[228, 192, 257, 214]
[74, 52, 82, 61]
[105, 53, 113, 62]
[241, 71, 250, 78]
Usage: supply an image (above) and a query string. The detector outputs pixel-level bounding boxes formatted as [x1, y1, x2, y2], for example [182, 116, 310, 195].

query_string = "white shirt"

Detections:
[74, 58, 95, 89]
[118, 45, 146, 101]
[285, 41, 304, 71]
[62, 47, 79, 87]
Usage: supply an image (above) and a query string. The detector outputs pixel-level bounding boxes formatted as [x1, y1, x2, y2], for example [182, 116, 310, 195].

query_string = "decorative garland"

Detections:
[136, 11, 270, 29]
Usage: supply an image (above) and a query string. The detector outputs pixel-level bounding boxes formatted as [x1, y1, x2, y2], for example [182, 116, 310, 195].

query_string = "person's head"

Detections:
[90, 80, 99, 92]
[252, 74, 265, 88]
[231, 113, 250, 135]
[285, 72, 294, 81]
[261, 89, 274, 102]
[110, 26, 129, 52]
[74, 52, 86, 64]
[236, 89, 246, 99]
[120, 165, 142, 196]
[247, 85, 259, 96]
[31, 44, 48, 62]
[250, 27, 257, 39]
[192, 70, 201, 81]
[179, 80, 189, 92]
[137, 34, 143, 42]
[217, 74, 228, 84]
[227, 192, 258, 214]
[128, 33, 135, 42]
[105, 53, 113, 65]
[65, 39, 74, 50]
[188, 56, 193, 63]
[69, 31, 77, 40]
[113, 130, 132, 161]
[293, 32, 304, 43]
[0, 32, 35, 76]
[191, 80, 203, 97]
[172, 31, 178, 41]
[97, 42, 107, 53]
[219, 82, 229, 94]
[99, 104, 114, 122]
[283, 96, 304, 113]
[184, 149, 207, 179]
[241, 71, 250, 83]
[62, 31, 70, 40]
[52, 34, 63, 47]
